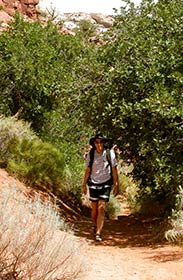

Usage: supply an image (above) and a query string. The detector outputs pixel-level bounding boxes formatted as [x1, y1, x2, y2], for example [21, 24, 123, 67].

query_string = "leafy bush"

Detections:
[54, 140, 84, 200]
[8, 138, 65, 193]
[0, 116, 37, 167]
[105, 194, 122, 219]
[117, 160, 134, 194]
[0, 185, 84, 280]
[1, 0, 182, 220]
[39, 114, 94, 204]
[0, 13, 86, 130]
[165, 186, 183, 243]
[75, 20, 97, 41]
[0, 116, 65, 195]
[165, 210, 183, 244]
[75, 0, 183, 216]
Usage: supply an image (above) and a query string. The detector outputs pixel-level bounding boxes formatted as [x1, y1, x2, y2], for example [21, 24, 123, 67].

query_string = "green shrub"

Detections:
[165, 210, 183, 243]
[0, 116, 65, 194]
[0, 13, 87, 130]
[0, 116, 88, 207]
[8, 138, 65, 193]
[165, 186, 183, 243]
[106, 194, 122, 219]
[126, 179, 141, 213]
[75, 20, 97, 41]
[0, 116, 37, 167]
[59, 141, 85, 203]
[75, 0, 183, 216]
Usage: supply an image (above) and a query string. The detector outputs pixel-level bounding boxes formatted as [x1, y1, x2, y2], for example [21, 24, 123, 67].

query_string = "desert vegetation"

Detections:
[0, 2, 182, 275]
[0, 184, 84, 279]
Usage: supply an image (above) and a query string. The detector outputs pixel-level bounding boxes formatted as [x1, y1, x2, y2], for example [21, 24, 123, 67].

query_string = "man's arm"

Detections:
[112, 166, 119, 196]
[82, 167, 90, 195]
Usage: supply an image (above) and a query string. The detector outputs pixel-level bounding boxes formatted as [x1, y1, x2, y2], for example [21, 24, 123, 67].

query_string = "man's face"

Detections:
[94, 138, 104, 153]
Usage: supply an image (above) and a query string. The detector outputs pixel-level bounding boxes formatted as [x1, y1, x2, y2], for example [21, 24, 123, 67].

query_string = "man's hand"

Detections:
[112, 166, 119, 197]
[82, 167, 90, 195]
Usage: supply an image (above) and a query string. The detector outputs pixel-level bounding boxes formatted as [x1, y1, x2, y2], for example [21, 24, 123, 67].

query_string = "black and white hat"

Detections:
[89, 133, 108, 147]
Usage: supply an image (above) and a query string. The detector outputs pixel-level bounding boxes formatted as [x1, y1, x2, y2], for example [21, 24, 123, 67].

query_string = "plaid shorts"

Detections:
[89, 184, 112, 202]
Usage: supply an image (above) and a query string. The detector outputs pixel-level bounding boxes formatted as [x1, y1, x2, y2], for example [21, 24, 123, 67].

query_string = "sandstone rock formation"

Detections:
[0, 0, 39, 20]
[0, 0, 114, 37]
[56, 12, 114, 35]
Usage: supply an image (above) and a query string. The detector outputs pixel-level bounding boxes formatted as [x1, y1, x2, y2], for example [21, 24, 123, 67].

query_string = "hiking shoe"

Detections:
[95, 234, 102, 242]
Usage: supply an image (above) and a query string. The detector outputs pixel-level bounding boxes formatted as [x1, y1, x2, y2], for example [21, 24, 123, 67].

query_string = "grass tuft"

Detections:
[0, 184, 84, 279]
[0, 116, 37, 167]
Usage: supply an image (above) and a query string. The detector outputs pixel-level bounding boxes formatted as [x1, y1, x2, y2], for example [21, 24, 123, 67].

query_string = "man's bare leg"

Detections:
[91, 201, 98, 227]
[96, 200, 105, 235]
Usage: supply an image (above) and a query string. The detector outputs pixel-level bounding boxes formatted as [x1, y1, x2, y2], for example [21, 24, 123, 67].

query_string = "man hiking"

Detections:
[82, 133, 119, 242]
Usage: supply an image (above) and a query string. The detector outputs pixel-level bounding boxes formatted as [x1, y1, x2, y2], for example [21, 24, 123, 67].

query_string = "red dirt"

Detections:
[73, 215, 183, 280]
[0, 169, 183, 280]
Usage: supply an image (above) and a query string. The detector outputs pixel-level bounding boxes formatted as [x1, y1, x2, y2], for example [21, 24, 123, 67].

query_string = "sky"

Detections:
[39, 0, 142, 15]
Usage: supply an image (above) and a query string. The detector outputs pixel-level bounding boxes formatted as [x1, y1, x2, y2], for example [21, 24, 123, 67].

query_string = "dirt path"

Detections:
[0, 168, 183, 280]
[74, 214, 183, 280]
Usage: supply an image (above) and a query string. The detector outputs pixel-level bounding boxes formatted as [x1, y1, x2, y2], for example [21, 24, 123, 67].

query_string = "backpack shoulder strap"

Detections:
[106, 148, 111, 164]
[87, 148, 95, 184]
[106, 148, 113, 183]
[88, 147, 95, 169]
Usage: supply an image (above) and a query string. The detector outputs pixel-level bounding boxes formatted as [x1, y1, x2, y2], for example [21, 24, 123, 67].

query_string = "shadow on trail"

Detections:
[73, 213, 183, 263]
[74, 214, 168, 248]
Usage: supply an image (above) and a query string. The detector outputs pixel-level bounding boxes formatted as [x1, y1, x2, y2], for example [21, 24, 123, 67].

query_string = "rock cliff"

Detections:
[0, 0, 114, 33]
[0, 0, 39, 20]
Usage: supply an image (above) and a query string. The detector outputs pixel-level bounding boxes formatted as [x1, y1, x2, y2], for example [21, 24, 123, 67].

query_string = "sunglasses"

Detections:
[94, 140, 103, 144]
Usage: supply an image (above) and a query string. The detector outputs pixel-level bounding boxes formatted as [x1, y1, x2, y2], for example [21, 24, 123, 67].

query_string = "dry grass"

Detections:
[0, 184, 84, 280]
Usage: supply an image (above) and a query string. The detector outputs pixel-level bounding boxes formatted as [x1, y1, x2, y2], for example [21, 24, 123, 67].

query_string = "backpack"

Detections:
[87, 146, 113, 186]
